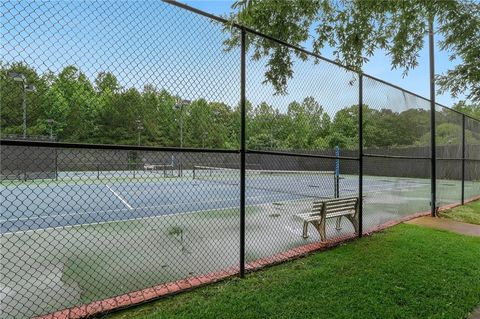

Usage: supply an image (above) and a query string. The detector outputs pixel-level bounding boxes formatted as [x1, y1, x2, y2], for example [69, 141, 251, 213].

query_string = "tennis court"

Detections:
[2, 166, 465, 234]
[1, 167, 335, 233]
[2, 164, 478, 319]
[2, 166, 477, 234]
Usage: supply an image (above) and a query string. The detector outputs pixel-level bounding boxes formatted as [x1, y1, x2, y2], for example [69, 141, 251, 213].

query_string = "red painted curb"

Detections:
[33, 197, 480, 319]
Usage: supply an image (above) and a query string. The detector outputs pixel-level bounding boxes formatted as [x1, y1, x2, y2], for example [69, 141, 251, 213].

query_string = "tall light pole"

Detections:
[173, 99, 190, 177]
[46, 118, 54, 140]
[428, 16, 436, 217]
[174, 99, 190, 148]
[9, 72, 36, 138]
[136, 119, 143, 146]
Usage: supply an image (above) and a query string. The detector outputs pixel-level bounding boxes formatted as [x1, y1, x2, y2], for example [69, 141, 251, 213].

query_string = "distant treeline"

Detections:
[1, 62, 479, 149]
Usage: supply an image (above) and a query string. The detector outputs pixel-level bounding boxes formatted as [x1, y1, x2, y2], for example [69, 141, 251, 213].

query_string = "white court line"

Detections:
[1, 193, 327, 236]
[0, 192, 292, 223]
[106, 184, 133, 210]
[1, 204, 243, 236]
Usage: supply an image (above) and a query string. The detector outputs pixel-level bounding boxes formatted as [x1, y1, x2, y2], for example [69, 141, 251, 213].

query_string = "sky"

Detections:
[2, 0, 462, 118]
[183, 0, 464, 107]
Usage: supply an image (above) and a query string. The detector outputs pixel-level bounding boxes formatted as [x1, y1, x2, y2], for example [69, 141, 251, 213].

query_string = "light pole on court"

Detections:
[173, 99, 190, 148]
[46, 118, 55, 140]
[136, 119, 143, 146]
[173, 99, 190, 177]
[9, 72, 36, 139]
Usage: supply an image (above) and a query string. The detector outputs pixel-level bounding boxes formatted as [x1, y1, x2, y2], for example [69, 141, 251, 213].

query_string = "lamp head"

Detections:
[8, 72, 26, 82]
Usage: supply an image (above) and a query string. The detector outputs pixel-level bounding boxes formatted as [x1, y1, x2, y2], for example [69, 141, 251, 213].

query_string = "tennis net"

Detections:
[144, 163, 175, 177]
[193, 165, 339, 199]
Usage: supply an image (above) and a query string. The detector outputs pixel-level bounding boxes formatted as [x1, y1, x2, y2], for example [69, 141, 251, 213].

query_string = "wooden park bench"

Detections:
[296, 196, 360, 241]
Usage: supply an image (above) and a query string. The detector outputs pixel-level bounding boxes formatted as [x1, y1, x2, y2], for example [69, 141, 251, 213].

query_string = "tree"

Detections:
[285, 101, 311, 149]
[1, 61, 475, 150]
[184, 99, 215, 148]
[396, 108, 431, 146]
[53, 66, 103, 141]
[209, 101, 236, 148]
[229, 0, 480, 101]
[39, 83, 69, 138]
[0, 62, 48, 136]
[329, 105, 358, 149]
[99, 87, 141, 144]
[302, 96, 330, 146]
[452, 101, 480, 119]
[249, 102, 280, 149]
[95, 72, 120, 94]
[139, 86, 177, 146]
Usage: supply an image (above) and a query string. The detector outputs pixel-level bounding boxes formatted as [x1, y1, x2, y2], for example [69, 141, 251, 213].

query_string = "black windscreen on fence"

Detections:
[1, 1, 480, 319]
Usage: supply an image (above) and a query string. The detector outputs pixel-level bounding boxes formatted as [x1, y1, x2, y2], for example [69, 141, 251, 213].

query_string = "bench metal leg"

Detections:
[335, 216, 342, 231]
[302, 221, 309, 239]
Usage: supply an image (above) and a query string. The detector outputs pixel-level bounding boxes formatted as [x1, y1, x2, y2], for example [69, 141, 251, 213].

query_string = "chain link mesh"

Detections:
[362, 76, 432, 232]
[435, 105, 463, 207]
[1, 1, 479, 318]
[465, 117, 480, 201]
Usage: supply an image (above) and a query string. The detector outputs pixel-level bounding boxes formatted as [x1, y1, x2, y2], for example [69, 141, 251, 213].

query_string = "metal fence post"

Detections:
[429, 17, 437, 217]
[239, 27, 246, 278]
[358, 73, 363, 238]
[461, 114, 465, 205]
[55, 147, 58, 181]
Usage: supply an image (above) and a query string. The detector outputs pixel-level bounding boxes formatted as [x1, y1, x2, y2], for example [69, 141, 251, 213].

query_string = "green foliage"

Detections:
[452, 100, 480, 119]
[229, 0, 480, 102]
[2, 63, 477, 150]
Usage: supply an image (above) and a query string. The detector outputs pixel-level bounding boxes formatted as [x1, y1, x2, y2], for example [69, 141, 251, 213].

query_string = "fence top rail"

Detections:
[247, 149, 359, 161]
[0, 139, 240, 153]
[164, 0, 480, 123]
[435, 103, 480, 121]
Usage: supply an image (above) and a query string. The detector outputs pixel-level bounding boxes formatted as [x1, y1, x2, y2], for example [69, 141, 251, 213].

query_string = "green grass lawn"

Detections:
[107, 224, 480, 319]
[440, 200, 480, 225]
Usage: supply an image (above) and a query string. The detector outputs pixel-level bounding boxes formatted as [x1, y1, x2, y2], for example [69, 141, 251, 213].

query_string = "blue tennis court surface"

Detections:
[0, 171, 436, 233]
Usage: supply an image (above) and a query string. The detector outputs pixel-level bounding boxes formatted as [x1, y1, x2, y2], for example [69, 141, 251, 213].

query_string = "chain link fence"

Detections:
[1, 1, 479, 318]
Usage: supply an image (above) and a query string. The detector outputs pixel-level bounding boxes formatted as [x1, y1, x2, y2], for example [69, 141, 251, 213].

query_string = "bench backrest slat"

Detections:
[311, 197, 359, 219]
[326, 201, 357, 208]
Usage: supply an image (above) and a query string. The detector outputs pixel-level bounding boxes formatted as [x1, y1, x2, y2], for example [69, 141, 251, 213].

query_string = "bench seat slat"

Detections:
[326, 210, 354, 218]
[298, 210, 354, 222]
[297, 213, 321, 219]
[302, 212, 353, 222]
[325, 207, 356, 214]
